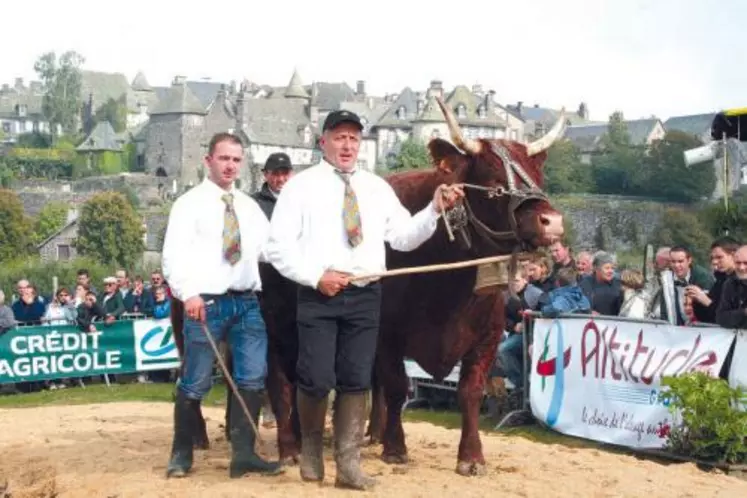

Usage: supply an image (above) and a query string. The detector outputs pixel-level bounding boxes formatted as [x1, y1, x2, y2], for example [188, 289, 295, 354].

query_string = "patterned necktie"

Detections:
[335, 170, 363, 247]
[221, 193, 241, 265]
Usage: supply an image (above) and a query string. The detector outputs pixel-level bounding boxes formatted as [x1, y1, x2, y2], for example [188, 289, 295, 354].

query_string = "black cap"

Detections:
[263, 152, 293, 171]
[322, 110, 363, 132]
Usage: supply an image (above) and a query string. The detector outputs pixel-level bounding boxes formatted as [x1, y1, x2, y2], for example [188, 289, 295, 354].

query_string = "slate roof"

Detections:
[131, 71, 151, 91]
[80, 70, 137, 113]
[0, 91, 44, 119]
[285, 70, 309, 99]
[149, 83, 206, 115]
[308, 82, 356, 111]
[664, 113, 715, 138]
[373, 87, 419, 128]
[152, 80, 225, 112]
[239, 98, 314, 148]
[337, 100, 390, 137]
[564, 118, 661, 152]
[76, 121, 123, 152]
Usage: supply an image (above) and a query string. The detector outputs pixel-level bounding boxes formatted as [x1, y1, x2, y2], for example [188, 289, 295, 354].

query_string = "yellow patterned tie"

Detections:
[336, 170, 363, 247]
[221, 193, 241, 265]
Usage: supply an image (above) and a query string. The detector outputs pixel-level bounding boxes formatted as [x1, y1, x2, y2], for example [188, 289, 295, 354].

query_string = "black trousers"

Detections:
[296, 282, 381, 399]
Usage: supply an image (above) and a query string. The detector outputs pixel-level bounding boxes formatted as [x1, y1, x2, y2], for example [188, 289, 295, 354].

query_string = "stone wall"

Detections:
[554, 194, 684, 252]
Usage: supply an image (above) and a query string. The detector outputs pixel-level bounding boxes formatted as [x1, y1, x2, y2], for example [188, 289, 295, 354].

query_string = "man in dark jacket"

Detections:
[689, 237, 740, 324]
[248, 152, 303, 461]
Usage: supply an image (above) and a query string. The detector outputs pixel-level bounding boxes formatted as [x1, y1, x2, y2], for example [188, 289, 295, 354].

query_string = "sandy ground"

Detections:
[0, 402, 746, 498]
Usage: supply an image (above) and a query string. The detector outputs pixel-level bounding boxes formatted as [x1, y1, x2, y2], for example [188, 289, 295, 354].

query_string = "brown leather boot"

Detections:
[333, 392, 376, 491]
[297, 388, 328, 482]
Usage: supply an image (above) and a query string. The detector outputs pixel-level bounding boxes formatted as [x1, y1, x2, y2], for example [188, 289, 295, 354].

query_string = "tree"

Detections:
[392, 138, 431, 171]
[698, 187, 747, 241]
[34, 50, 85, 137]
[76, 191, 144, 268]
[0, 189, 34, 262]
[543, 140, 594, 193]
[592, 111, 647, 195]
[94, 95, 128, 133]
[33, 201, 70, 244]
[650, 207, 712, 265]
[644, 130, 715, 203]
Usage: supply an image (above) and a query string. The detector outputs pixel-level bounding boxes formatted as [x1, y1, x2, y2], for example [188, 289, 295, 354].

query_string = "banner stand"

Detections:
[493, 312, 536, 429]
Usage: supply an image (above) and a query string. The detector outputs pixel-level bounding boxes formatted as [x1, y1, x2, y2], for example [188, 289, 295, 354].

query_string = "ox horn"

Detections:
[526, 108, 567, 156]
[435, 96, 481, 155]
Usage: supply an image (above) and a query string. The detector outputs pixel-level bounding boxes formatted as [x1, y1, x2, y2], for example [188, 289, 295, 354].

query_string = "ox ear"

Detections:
[428, 138, 464, 174]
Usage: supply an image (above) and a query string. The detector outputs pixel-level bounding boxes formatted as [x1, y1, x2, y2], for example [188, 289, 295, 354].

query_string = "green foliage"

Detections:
[75, 191, 145, 268]
[123, 143, 139, 172]
[0, 189, 34, 263]
[0, 154, 75, 180]
[15, 132, 53, 148]
[644, 130, 714, 203]
[93, 96, 128, 133]
[592, 111, 648, 195]
[115, 184, 141, 209]
[34, 50, 85, 136]
[650, 207, 712, 264]
[698, 188, 747, 240]
[9, 146, 75, 161]
[659, 372, 747, 464]
[33, 201, 70, 244]
[543, 140, 594, 194]
[0, 255, 113, 300]
[391, 138, 431, 171]
[97, 151, 125, 175]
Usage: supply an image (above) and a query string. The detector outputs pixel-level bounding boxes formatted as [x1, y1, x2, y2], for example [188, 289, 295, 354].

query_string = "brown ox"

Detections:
[366, 97, 565, 475]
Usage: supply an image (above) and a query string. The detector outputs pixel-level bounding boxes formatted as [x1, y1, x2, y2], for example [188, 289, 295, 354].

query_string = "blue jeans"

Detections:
[498, 333, 524, 389]
[177, 292, 268, 400]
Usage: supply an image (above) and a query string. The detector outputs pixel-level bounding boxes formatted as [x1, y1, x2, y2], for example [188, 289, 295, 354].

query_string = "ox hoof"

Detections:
[456, 460, 487, 476]
[381, 453, 408, 465]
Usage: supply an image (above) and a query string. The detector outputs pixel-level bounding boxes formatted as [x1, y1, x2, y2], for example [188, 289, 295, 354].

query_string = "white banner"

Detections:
[729, 331, 747, 411]
[529, 316, 736, 448]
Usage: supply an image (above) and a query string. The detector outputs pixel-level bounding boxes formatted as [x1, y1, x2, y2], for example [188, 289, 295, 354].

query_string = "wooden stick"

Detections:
[349, 253, 524, 282]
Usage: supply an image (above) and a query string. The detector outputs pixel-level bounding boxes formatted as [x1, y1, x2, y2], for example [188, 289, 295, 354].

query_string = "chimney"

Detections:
[229, 80, 237, 95]
[1, 84, 8, 93]
[516, 101, 523, 115]
[427, 80, 443, 99]
[172, 75, 187, 85]
[472, 84, 483, 96]
[356, 80, 366, 96]
[14, 77, 23, 89]
[307, 103, 319, 128]
[235, 87, 246, 131]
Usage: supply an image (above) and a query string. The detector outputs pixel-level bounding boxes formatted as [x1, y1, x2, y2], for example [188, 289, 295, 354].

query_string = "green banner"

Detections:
[0, 318, 181, 384]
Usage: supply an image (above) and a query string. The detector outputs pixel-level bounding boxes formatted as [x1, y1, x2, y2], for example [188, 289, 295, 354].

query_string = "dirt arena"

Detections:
[1, 402, 745, 498]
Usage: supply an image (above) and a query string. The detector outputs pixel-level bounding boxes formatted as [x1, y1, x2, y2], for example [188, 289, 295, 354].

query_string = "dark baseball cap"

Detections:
[322, 110, 363, 132]
[263, 152, 293, 171]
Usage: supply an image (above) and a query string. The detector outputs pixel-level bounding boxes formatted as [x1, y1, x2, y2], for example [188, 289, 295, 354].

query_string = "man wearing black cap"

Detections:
[266, 110, 464, 490]
[252, 152, 294, 219]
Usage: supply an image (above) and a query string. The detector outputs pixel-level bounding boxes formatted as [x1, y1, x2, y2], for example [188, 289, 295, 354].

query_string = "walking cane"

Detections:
[198, 321, 263, 444]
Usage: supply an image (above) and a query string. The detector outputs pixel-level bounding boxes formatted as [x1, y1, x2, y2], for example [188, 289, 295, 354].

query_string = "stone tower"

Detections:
[144, 76, 206, 189]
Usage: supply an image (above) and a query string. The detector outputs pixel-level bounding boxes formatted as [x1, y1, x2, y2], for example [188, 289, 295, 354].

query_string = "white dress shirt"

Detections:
[162, 178, 269, 301]
[266, 159, 441, 289]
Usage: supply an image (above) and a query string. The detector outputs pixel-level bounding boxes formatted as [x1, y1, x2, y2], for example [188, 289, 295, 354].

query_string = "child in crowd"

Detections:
[619, 269, 651, 319]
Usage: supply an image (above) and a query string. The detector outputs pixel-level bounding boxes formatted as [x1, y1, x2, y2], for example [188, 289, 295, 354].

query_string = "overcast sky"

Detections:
[3, 0, 743, 122]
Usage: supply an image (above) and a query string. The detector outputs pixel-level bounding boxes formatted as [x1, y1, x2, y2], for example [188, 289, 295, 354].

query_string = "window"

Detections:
[397, 106, 406, 120]
[57, 245, 71, 261]
[477, 105, 486, 118]
[16, 104, 27, 117]
[1, 122, 10, 134]
[457, 104, 467, 119]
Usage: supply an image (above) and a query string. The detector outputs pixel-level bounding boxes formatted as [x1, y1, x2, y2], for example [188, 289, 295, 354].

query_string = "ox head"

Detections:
[430, 97, 565, 254]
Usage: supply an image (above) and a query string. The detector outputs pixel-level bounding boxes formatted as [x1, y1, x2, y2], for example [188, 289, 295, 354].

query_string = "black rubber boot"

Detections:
[297, 388, 328, 482]
[229, 389, 285, 478]
[333, 392, 377, 491]
[192, 400, 210, 450]
[166, 390, 198, 478]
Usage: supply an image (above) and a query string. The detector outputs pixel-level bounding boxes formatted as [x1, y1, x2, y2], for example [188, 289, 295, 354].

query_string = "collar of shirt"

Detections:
[200, 176, 238, 199]
[320, 158, 358, 177]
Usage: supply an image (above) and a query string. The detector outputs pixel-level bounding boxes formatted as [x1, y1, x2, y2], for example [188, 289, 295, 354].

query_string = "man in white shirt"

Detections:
[266, 110, 463, 490]
[162, 132, 283, 479]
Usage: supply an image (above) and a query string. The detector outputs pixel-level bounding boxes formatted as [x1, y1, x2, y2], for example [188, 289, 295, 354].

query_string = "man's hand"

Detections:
[317, 271, 351, 297]
[685, 285, 711, 307]
[433, 184, 465, 213]
[184, 296, 206, 322]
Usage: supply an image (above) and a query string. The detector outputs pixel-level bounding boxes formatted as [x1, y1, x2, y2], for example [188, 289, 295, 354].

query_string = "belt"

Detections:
[202, 289, 256, 299]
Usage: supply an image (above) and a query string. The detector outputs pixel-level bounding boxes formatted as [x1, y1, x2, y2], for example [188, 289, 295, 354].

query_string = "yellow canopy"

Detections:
[722, 107, 747, 116]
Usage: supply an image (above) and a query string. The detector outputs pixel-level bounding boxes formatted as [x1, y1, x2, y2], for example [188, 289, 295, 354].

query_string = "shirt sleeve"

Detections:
[161, 197, 200, 302]
[382, 181, 441, 252]
[265, 179, 325, 289]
